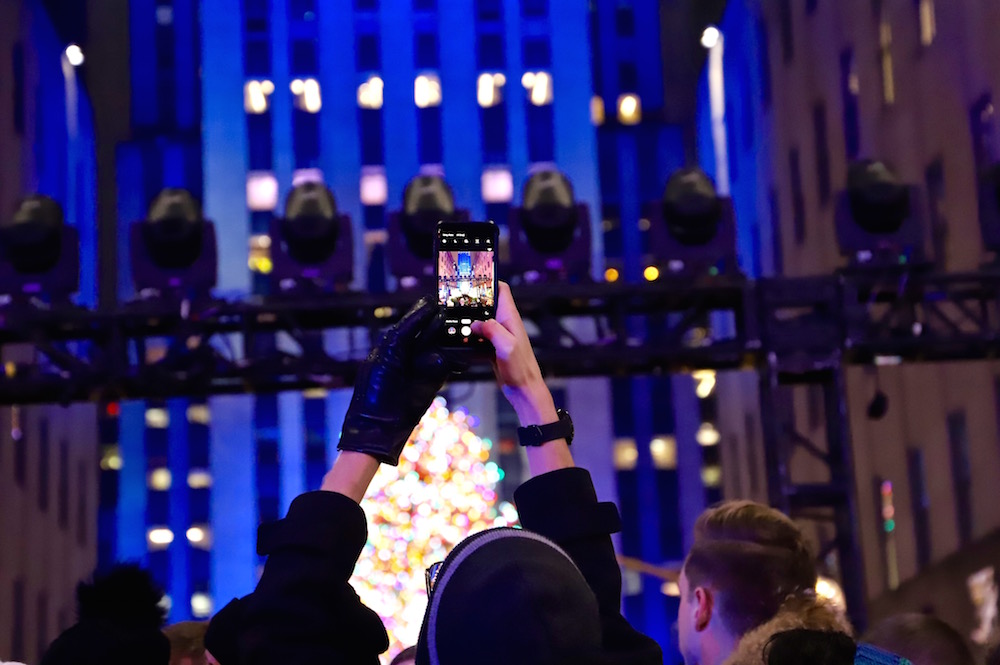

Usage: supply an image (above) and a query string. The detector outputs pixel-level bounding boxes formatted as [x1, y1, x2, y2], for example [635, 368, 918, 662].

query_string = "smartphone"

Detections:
[435, 221, 499, 347]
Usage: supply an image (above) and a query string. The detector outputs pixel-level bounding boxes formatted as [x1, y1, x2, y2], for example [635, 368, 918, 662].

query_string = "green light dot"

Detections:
[884, 519, 895, 532]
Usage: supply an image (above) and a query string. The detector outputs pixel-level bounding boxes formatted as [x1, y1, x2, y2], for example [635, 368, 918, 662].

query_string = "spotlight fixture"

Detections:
[0, 194, 79, 299]
[835, 160, 926, 266]
[387, 174, 468, 288]
[130, 189, 218, 296]
[270, 182, 353, 291]
[642, 167, 737, 277]
[508, 168, 591, 282]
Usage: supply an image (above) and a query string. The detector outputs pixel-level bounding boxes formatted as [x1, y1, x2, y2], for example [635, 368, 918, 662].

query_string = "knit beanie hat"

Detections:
[40, 565, 170, 665]
[414, 527, 604, 665]
[204, 597, 244, 665]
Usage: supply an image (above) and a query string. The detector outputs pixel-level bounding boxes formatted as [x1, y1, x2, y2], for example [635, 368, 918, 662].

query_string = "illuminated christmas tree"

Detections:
[349, 396, 518, 661]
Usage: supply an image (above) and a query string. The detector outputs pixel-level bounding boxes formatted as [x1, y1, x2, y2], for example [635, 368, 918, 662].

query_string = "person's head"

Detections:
[163, 622, 208, 665]
[40, 564, 170, 665]
[204, 597, 245, 665]
[415, 527, 644, 665]
[863, 614, 974, 665]
[678, 501, 817, 665]
[391, 645, 418, 665]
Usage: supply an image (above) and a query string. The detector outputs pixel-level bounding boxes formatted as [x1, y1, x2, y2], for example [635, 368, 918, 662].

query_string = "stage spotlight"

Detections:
[642, 167, 737, 277]
[835, 160, 926, 266]
[387, 174, 468, 288]
[130, 189, 218, 296]
[508, 168, 591, 282]
[0, 194, 79, 299]
[270, 182, 353, 291]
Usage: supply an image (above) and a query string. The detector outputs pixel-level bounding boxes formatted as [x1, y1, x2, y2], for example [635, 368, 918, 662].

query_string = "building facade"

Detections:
[0, 1, 100, 661]
[712, 0, 1000, 641]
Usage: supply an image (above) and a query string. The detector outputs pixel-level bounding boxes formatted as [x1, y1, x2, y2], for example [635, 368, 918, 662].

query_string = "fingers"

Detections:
[380, 297, 438, 351]
[472, 318, 516, 358]
[494, 282, 523, 329]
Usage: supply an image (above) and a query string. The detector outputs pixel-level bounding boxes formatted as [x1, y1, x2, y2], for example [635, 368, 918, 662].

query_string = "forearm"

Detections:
[320, 450, 381, 502]
[506, 381, 574, 476]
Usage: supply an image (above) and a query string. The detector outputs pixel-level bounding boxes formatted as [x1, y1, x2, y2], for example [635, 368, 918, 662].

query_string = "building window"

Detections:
[618, 62, 639, 92]
[244, 79, 275, 112]
[414, 73, 443, 108]
[617, 94, 641, 126]
[879, 17, 895, 105]
[769, 187, 784, 275]
[840, 49, 861, 160]
[354, 0, 377, 11]
[38, 417, 49, 511]
[477, 32, 505, 70]
[522, 37, 551, 69]
[360, 107, 385, 166]
[812, 102, 831, 206]
[13, 42, 25, 134]
[58, 438, 69, 528]
[778, 0, 794, 63]
[522, 0, 547, 18]
[906, 447, 932, 569]
[291, 39, 318, 75]
[293, 109, 321, 168]
[417, 106, 444, 164]
[917, 0, 936, 46]
[243, 37, 272, 78]
[526, 104, 555, 163]
[477, 0, 502, 21]
[480, 89, 509, 162]
[357, 33, 381, 71]
[413, 0, 436, 10]
[414, 32, 439, 69]
[291, 78, 322, 113]
[615, 5, 635, 36]
[12, 578, 25, 661]
[925, 158, 947, 267]
[789, 148, 806, 245]
[946, 410, 973, 544]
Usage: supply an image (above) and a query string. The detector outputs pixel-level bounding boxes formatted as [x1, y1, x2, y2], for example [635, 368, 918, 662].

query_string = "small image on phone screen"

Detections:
[436, 221, 498, 346]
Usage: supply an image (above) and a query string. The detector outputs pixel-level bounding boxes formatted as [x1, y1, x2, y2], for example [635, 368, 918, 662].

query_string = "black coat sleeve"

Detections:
[514, 467, 663, 665]
[238, 491, 389, 665]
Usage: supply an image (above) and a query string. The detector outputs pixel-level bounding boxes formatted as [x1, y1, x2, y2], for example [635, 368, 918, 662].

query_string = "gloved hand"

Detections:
[338, 297, 463, 465]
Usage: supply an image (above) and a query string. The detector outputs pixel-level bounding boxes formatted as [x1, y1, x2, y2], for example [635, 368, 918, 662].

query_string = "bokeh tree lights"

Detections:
[349, 396, 519, 661]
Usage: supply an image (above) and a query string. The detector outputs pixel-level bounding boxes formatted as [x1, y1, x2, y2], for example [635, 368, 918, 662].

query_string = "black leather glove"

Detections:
[338, 297, 462, 465]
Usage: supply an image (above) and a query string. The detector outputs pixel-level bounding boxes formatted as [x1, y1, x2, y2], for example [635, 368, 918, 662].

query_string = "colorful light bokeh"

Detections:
[349, 397, 519, 662]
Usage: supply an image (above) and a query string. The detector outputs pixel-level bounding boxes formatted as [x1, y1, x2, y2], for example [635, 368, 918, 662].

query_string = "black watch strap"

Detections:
[517, 408, 574, 447]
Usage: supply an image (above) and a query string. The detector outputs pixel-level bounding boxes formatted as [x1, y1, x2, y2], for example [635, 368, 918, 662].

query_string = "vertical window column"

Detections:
[476, 10, 512, 223]
[290, 0, 321, 170]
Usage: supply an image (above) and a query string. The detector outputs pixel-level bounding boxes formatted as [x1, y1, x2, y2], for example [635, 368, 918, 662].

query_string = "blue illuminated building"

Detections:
[101, 0, 763, 656]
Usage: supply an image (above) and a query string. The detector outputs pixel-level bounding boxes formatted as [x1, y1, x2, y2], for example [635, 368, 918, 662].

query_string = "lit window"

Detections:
[186, 404, 210, 425]
[613, 438, 637, 470]
[247, 171, 279, 211]
[360, 166, 388, 206]
[186, 525, 212, 548]
[147, 527, 174, 549]
[148, 468, 172, 491]
[357, 74, 384, 109]
[244, 80, 274, 114]
[248, 233, 273, 274]
[919, 0, 936, 46]
[145, 408, 169, 429]
[292, 168, 324, 186]
[187, 469, 213, 489]
[693, 369, 716, 399]
[481, 166, 514, 203]
[521, 71, 553, 106]
[415, 73, 443, 108]
[879, 20, 895, 105]
[701, 465, 722, 487]
[617, 93, 641, 125]
[100, 445, 122, 471]
[291, 77, 322, 113]
[477, 72, 506, 108]
[590, 96, 605, 125]
[155, 5, 173, 25]
[696, 422, 721, 446]
[650, 436, 677, 470]
[190, 593, 213, 618]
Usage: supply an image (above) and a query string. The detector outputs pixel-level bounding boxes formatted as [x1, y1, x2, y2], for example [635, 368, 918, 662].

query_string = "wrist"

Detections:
[504, 381, 558, 426]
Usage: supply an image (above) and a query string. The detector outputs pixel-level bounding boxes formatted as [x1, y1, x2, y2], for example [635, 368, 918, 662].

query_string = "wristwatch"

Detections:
[517, 408, 574, 447]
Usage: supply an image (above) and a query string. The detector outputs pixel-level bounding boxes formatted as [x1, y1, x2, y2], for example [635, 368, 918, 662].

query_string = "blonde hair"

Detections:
[163, 621, 209, 665]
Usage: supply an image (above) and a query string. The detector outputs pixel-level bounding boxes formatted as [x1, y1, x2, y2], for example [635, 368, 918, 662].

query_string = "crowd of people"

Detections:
[13, 284, 1000, 665]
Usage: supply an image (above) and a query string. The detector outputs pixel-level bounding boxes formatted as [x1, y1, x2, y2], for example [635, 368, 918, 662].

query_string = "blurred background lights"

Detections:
[414, 73, 442, 108]
[190, 593, 213, 618]
[617, 94, 641, 125]
[357, 74, 384, 109]
[350, 397, 515, 660]
[522, 71, 553, 106]
[65, 44, 84, 66]
[477, 72, 506, 107]
[701, 25, 721, 49]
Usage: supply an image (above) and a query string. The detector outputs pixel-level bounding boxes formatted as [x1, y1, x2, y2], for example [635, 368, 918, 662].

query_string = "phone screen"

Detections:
[436, 221, 498, 346]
